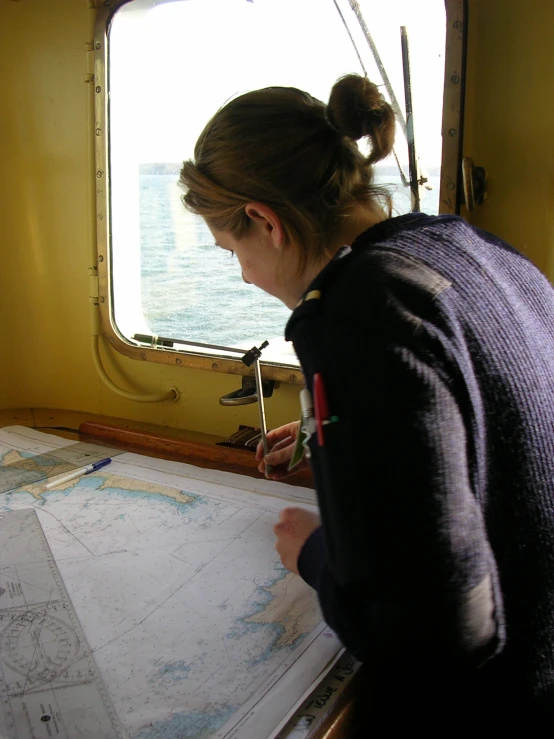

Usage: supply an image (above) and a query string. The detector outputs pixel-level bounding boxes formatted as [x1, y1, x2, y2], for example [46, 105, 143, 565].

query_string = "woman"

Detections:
[180, 75, 554, 732]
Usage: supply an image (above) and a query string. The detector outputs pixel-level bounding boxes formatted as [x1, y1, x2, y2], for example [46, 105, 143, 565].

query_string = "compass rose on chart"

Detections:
[0, 605, 82, 694]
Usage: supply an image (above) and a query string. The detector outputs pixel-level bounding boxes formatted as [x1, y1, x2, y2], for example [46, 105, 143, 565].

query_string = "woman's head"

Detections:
[180, 74, 395, 296]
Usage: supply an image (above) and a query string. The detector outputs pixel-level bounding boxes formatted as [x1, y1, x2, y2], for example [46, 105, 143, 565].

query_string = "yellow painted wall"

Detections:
[463, 0, 554, 279]
[0, 0, 301, 435]
[1, 0, 553, 433]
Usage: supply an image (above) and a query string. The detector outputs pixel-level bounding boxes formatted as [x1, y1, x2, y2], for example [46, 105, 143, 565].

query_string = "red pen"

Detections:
[313, 373, 329, 446]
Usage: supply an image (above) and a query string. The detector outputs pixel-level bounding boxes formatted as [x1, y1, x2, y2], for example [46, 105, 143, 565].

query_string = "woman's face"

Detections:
[207, 207, 303, 309]
[208, 226, 279, 294]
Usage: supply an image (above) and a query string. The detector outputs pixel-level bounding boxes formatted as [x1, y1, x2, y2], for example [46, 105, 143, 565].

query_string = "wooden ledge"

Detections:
[0, 409, 313, 489]
[79, 421, 313, 488]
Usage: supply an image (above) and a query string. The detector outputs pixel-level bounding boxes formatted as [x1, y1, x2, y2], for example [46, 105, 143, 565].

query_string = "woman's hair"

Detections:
[180, 74, 395, 266]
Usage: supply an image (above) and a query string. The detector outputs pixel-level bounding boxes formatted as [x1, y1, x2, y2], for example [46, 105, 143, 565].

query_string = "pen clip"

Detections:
[313, 373, 327, 446]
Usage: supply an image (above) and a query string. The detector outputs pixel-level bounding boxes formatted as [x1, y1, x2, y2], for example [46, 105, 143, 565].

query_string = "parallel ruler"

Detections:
[0, 508, 127, 739]
[0, 441, 122, 494]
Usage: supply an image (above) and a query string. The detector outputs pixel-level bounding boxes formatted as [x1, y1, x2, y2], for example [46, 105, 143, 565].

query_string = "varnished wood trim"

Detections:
[79, 421, 313, 489]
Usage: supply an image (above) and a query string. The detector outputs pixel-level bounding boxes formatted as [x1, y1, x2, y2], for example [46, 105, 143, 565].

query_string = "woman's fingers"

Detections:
[255, 421, 300, 460]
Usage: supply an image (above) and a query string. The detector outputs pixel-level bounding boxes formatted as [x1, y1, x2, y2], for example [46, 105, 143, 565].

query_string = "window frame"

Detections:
[93, 0, 466, 382]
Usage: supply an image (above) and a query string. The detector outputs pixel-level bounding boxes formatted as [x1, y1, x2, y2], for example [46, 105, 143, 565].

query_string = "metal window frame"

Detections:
[93, 0, 466, 382]
[440, 0, 467, 213]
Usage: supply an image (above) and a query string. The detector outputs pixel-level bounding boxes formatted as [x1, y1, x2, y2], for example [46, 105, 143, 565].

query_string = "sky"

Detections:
[108, 0, 446, 168]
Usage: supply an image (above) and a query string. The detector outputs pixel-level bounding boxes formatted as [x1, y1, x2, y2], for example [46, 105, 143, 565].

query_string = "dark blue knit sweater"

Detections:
[286, 213, 554, 729]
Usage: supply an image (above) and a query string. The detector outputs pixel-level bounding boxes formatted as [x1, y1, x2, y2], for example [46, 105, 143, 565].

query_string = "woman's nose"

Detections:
[242, 272, 251, 284]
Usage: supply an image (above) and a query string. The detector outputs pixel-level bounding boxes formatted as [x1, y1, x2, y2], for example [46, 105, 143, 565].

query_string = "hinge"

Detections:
[88, 267, 99, 303]
[85, 41, 95, 83]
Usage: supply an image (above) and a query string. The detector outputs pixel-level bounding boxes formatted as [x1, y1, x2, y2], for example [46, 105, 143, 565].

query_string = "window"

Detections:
[95, 0, 462, 379]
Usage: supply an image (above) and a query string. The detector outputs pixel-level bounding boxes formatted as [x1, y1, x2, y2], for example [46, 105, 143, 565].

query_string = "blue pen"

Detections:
[45, 458, 112, 489]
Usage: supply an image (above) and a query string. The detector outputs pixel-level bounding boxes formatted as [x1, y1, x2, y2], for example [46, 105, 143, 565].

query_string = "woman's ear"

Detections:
[244, 202, 285, 249]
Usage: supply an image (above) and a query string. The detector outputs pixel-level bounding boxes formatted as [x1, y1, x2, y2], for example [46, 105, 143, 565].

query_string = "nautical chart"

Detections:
[0, 507, 125, 739]
[0, 426, 342, 739]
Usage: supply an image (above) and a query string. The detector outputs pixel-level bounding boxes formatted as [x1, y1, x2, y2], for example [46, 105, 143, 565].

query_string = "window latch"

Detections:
[462, 157, 487, 211]
[219, 376, 275, 407]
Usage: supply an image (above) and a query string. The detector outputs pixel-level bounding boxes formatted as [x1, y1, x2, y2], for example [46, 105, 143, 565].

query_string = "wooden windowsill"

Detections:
[0, 408, 313, 488]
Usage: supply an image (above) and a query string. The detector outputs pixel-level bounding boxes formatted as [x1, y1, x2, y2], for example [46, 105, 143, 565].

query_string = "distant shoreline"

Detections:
[139, 162, 442, 177]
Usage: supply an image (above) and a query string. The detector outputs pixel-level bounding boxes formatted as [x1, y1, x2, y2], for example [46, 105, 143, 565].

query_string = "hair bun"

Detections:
[326, 74, 395, 164]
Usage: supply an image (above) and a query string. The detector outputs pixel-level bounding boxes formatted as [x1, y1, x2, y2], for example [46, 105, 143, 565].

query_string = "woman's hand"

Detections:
[256, 421, 310, 479]
[273, 507, 321, 574]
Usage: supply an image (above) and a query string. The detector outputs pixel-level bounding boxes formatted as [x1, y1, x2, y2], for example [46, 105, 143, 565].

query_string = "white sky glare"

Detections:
[109, 0, 446, 167]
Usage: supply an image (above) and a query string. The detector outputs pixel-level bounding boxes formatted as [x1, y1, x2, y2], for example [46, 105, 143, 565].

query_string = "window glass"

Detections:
[108, 0, 446, 365]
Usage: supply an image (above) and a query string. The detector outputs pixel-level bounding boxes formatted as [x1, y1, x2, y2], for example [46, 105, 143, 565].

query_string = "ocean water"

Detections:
[139, 173, 440, 362]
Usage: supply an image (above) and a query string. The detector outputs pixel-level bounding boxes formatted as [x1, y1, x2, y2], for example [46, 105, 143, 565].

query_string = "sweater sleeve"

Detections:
[297, 343, 505, 667]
